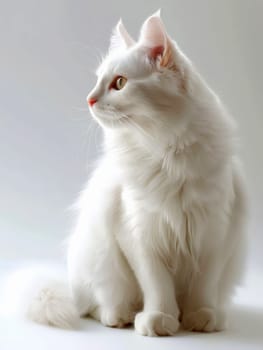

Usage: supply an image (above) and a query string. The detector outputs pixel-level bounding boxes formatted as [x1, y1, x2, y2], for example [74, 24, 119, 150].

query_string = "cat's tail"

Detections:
[0, 264, 79, 329]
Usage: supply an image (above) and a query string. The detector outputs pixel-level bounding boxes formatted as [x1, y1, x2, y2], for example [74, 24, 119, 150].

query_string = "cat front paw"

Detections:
[95, 306, 135, 328]
[182, 307, 226, 332]
[135, 311, 179, 336]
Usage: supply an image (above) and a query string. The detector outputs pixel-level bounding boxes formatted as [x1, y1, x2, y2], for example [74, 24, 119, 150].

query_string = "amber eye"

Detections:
[110, 76, 127, 90]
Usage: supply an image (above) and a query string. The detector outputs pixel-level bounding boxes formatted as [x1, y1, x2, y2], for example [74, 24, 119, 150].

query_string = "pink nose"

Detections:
[88, 98, 97, 107]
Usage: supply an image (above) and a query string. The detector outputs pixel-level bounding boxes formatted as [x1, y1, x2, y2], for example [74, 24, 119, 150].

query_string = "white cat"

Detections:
[4, 11, 247, 336]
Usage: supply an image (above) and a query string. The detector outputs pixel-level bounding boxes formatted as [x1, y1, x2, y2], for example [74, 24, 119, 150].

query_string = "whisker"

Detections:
[82, 120, 96, 154]
[95, 123, 103, 154]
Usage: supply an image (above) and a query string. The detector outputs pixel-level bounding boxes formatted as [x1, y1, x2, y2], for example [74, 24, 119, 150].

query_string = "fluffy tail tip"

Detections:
[27, 284, 79, 329]
[1, 266, 79, 329]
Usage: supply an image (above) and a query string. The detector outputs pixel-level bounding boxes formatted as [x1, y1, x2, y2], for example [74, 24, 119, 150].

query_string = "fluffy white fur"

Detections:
[3, 12, 247, 336]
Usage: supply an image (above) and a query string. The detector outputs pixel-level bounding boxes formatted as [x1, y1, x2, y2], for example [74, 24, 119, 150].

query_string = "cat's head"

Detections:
[87, 11, 204, 137]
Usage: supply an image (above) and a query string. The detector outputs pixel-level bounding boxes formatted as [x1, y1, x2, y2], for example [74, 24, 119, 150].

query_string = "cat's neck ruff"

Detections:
[105, 119, 197, 159]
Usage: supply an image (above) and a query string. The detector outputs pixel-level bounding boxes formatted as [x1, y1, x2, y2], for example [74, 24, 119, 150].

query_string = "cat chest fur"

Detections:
[118, 160, 209, 271]
[110, 130, 232, 275]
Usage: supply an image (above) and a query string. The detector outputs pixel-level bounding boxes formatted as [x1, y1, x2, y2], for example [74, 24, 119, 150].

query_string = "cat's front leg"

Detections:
[181, 250, 227, 332]
[118, 226, 180, 336]
[133, 253, 180, 336]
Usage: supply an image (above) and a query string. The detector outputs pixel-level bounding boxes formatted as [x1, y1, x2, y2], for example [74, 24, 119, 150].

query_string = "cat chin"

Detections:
[89, 109, 120, 126]
[93, 115, 128, 129]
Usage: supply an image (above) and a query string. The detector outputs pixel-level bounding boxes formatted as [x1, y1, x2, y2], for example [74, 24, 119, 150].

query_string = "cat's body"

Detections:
[4, 12, 247, 336]
[68, 137, 246, 335]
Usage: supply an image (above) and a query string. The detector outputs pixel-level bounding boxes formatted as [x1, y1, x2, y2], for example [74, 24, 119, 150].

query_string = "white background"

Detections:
[0, 0, 263, 349]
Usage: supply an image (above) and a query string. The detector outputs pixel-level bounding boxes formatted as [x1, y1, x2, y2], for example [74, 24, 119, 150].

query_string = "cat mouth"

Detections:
[91, 110, 128, 128]
[90, 105, 128, 127]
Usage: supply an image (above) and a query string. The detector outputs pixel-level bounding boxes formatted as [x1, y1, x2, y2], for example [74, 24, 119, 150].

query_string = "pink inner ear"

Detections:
[150, 45, 164, 59]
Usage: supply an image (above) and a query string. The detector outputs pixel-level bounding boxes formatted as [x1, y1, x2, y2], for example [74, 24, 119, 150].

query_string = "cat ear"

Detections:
[139, 10, 174, 68]
[109, 19, 135, 53]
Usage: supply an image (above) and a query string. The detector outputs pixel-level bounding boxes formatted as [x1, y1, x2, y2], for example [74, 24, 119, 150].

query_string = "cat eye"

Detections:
[110, 76, 127, 90]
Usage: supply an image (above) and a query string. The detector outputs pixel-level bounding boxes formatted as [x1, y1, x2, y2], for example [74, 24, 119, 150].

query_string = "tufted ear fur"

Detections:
[109, 19, 135, 53]
[139, 10, 175, 69]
